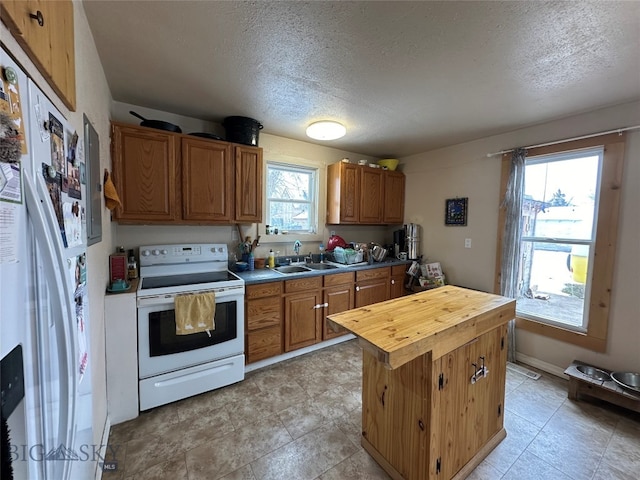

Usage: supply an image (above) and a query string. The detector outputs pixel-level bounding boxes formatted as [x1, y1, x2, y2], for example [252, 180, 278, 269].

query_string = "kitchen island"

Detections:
[327, 285, 515, 480]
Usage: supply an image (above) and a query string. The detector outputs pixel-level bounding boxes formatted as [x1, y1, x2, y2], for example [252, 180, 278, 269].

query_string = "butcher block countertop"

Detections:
[327, 285, 515, 369]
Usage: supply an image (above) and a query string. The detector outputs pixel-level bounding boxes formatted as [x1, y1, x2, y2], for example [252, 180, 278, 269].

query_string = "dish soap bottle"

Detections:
[268, 249, 275, 268]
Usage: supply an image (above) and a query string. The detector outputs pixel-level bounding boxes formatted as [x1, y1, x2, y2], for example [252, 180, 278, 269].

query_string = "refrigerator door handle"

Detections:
[24, 173, 77, 480]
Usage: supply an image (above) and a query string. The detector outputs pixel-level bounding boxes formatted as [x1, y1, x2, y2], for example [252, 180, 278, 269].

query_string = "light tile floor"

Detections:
[104, 340, 640, 480]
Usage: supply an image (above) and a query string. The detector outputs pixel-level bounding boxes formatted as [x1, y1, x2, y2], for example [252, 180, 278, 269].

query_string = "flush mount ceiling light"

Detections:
[306, 121, 346, 140]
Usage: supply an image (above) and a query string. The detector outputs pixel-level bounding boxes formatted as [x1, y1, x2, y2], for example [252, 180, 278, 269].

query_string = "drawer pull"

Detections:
[29, 10, 44, 27]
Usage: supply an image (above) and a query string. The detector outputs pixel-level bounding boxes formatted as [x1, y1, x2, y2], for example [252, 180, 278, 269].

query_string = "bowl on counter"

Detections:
[235, 261, 249, 272]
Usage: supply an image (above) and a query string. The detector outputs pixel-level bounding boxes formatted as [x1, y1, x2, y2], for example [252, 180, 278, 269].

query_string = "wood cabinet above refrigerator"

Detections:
[326, 161, 405, 225]
[1, 0, 76, 111]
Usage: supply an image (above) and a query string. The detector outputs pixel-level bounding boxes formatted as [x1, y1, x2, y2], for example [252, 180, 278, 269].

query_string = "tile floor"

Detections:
[103, 340, 640, 480]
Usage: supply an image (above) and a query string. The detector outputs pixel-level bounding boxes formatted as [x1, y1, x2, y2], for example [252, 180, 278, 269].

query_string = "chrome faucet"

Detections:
[293, 240, 302, 256]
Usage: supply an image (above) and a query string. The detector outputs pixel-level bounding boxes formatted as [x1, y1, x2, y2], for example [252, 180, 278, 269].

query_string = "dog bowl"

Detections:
[576, 365, 611, 382]
[610, 372, 640, 393]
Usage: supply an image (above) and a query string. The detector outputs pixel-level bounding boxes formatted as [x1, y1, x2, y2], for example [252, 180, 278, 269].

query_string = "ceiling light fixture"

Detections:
[306, 121, 346, 140]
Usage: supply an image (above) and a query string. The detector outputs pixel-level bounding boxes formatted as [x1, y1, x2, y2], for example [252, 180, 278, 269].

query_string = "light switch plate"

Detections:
[465, 238, 472, 248]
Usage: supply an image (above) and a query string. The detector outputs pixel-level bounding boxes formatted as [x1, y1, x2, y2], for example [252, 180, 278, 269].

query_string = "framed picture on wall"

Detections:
[445, 197, 468, 226]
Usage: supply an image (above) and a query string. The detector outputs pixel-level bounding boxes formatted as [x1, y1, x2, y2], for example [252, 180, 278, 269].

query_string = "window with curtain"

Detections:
[266, 162, 317, 233]
[496, 134, 625, 351]
[516, 148, 602, 331]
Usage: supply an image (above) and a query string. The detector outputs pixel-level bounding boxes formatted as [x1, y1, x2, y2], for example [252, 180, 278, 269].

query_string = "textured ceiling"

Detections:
[83, 1, 640, 157]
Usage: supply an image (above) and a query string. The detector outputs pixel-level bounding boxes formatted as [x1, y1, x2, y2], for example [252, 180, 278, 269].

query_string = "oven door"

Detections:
[137, 288, 244, 379]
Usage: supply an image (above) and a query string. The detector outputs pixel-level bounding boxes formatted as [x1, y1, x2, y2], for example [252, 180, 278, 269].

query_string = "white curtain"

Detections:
[500, 148, 527, 363]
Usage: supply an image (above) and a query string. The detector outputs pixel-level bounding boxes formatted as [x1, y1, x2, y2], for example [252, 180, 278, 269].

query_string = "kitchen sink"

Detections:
[273, 265, 311, 274]
[305, 263, 338, 270]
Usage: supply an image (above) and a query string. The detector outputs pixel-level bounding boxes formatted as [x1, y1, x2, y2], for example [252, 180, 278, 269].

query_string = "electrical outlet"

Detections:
[330, 230, 335, 236]
[464, 238, 472, 249]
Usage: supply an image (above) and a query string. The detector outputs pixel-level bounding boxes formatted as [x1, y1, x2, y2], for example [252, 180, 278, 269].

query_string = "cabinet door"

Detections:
[111, 124, 179, 222]
[323, 283, 354, 340]
[284, 291, 322, 352]
[246, 326, 282, 364]
[235, 145, 263, 222]
[389, 265, 406, 299]
[432, 325, 507, 479]
[0, 0, 75, 110]
[359, 167, 384, 224]
[355, 267, 390, 307]
[327, 162, 359, 224]
[182, 137, 233, 222]
[383, 171, 405, 224]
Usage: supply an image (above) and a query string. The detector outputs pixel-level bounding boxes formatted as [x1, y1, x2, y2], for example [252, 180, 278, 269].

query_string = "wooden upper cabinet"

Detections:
[383, 171, 405, 224]
[235, 145, 263, 223]
[1, 0, 76, 110]
[326, 162, 360, 224]
[111, 124, 178, 222]
[359, 168, 384, 224]
[182, 137, 233, 222]
[327, 162, 404, 225]
[111, 123, 264, 225]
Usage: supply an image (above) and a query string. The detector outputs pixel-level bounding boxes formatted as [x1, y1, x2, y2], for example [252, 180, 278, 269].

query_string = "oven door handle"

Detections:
[137, 288, 244, 307]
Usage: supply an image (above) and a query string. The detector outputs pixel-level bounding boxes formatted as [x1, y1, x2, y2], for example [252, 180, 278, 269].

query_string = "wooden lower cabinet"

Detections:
[355, 267, 390, 307]
[323, 272, 355, 340]
[284, 277, 323, 352]
[361, 323, 508, 480]
[245, 282, 283, 364]
[389, 265, 406, 299]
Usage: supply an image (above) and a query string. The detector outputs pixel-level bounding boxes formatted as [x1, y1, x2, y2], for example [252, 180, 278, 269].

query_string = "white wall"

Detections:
[402, 100, 640, 373]
[111, 102, 400, 259]
[2, 2, 116, 450]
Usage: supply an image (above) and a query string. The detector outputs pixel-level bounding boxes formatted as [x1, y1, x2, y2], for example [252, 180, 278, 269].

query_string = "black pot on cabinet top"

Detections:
[223, 116, 263, 146]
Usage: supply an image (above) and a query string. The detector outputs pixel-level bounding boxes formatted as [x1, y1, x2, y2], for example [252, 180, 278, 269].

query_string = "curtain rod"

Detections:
[486, 125, 640, 158]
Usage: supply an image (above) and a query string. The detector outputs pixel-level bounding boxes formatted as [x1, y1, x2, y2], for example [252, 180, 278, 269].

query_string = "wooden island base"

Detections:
[328, 286, 515, 480]
[362, 428, 506, 480]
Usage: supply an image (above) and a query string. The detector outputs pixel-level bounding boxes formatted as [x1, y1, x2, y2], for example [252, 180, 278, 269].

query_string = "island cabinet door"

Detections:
[431, 324, 508, 479]
[362, 350, 430, 480]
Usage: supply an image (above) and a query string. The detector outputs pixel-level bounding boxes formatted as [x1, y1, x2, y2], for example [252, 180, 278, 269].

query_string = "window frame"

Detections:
[264, 161, 319, 236]
[494, 133, 626, 352]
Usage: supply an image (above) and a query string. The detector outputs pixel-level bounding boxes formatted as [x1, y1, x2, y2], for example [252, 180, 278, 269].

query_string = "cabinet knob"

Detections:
[29, 10, 44, 27]
[391, 279, 395, 285]
[355, 286, 360, 292]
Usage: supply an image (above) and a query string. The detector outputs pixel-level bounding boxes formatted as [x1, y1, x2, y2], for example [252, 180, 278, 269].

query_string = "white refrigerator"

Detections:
[0, 47, 93, 480]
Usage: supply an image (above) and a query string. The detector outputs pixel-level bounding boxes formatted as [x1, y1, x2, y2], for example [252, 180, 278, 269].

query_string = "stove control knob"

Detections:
[141, 250, 151, 257]
[217, 247, 224, 253]
[161, 249, 168, 255]
[152, 249, 160, 256]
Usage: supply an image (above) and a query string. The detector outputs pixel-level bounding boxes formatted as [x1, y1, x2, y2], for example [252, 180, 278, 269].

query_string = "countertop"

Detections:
[235, 258, 412, 285]
[327, 285, 515, 369]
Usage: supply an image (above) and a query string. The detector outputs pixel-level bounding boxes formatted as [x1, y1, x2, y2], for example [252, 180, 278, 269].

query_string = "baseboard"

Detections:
[94, 414, 112, 480]
[515, 352, 567, 379]
[245, 334, 355, 373]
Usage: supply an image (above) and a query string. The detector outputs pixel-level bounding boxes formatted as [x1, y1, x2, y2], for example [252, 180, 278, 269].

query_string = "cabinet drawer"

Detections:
[356, 267, 390, 282]
[246, 297, 282, 331]
[246, 326, 282, 364]
[323, 271, 355, 287]
[246, 282, 283, 299]
[285, 276, 322, 293]
[391, 265, 407, 276]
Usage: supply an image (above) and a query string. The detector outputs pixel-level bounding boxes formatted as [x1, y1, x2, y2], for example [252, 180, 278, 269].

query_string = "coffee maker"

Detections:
[393, 229, 405, 258]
